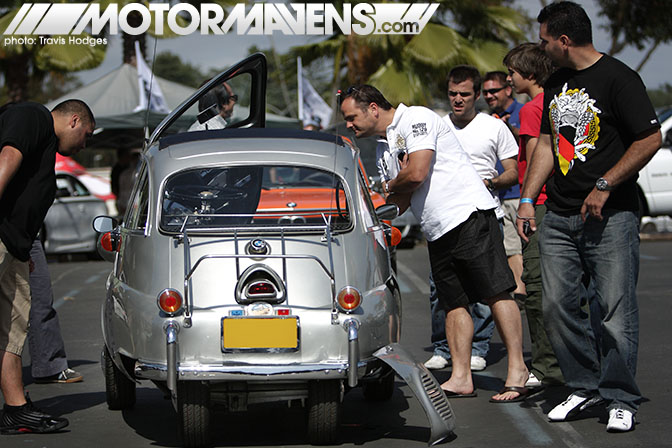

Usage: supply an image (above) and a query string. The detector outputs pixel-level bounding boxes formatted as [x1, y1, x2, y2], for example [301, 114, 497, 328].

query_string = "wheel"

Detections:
[103, 347, 136, 410]
[306, 380, 342, 445]
[177, 381, 211, 448]
[363, 365, 395, 401]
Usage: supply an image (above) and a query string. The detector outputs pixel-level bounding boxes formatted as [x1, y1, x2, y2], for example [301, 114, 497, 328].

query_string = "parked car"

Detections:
[637, 109, 672, 218]
[93, 54, 453, 448]
[41, 171, 108, 255]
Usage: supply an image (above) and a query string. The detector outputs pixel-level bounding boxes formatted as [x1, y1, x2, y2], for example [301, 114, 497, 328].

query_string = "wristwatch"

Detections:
[595, 177, 613, 191]
[486, 178, 495, 191]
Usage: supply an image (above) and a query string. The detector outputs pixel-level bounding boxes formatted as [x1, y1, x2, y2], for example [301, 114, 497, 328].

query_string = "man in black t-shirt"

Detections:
[516, 2, 661, 433]
[0, 99, 94, 435]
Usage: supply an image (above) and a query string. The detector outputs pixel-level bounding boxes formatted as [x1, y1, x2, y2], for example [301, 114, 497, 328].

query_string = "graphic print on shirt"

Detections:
[549, 83, 601, 175]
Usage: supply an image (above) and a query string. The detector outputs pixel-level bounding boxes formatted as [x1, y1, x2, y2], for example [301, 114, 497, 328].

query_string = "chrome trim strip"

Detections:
[134, 361, 371, 382]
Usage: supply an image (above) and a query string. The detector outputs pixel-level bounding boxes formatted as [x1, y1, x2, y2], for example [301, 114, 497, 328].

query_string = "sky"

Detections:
[76, 0, 672, 91]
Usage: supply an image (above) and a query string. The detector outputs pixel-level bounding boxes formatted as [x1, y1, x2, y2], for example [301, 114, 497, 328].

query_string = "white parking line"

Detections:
[396, 260, 430, 295]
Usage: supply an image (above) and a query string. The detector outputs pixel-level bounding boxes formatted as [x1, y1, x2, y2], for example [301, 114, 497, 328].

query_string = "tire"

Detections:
[306, 380, 342, 445]
[177, 381, 211, 448]
[362, 366, 395, 401]
[103, 347, 136, 410]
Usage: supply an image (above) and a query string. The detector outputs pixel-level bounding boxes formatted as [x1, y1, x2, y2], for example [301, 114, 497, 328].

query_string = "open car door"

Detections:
[148, 53, 267, 146]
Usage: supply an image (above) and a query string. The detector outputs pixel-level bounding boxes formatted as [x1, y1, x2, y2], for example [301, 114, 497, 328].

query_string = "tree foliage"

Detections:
[290, 0, 531, 118]
[597, 0, 672, 71]
[153, 51, 206, 88]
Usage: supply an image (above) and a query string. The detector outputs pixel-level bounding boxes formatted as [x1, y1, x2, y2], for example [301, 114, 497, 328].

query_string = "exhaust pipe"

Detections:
[344, 319, 360, 387]
[164, 321, 179, 396]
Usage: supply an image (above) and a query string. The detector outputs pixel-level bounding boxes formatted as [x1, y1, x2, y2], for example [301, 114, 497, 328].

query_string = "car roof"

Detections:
[147, 128, 361, 179]
[158, 128, 345, 151]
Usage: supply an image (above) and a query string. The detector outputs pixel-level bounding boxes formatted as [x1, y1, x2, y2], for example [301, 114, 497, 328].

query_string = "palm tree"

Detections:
[292, 0, 530, 110]
[0, 0, 106, 102]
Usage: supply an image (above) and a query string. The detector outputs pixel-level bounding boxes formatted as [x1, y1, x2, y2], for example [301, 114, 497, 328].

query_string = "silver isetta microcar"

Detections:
[93, 54, 453, 447]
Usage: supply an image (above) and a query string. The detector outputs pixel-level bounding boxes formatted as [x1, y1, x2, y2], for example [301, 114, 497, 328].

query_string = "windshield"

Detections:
[161, 165, 350, 233]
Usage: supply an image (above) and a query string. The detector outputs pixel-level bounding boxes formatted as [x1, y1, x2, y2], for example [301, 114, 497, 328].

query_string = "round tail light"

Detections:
[337, 286, 362, 312]
[157, 289, 184, 315]
[389, 226, 402, 246]
[101, 232, 113, 251]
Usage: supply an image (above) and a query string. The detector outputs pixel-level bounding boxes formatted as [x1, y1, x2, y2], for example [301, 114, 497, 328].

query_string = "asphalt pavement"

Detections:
[2, 239, 671, 448]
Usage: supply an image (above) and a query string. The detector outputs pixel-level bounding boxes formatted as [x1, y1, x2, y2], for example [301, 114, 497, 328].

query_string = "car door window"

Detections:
[126, 164, 149, 230]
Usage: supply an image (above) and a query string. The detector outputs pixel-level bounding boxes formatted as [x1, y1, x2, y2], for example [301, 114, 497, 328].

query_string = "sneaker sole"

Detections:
[0, 420, 69, 434]
[34, 376, 83, 384]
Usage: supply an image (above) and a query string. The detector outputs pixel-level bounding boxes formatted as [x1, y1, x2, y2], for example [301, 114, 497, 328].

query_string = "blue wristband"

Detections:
[520, 198, 534, 204]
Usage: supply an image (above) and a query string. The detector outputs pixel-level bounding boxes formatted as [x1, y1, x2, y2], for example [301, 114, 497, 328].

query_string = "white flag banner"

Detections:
[297, 57, 332, 129]
[133, 41, 170, 114]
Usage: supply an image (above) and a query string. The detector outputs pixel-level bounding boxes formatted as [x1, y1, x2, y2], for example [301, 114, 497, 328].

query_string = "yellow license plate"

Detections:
[222, 317, 298, 350]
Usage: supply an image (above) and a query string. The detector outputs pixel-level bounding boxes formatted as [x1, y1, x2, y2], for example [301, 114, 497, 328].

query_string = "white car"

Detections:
[637, 111, 672, 218]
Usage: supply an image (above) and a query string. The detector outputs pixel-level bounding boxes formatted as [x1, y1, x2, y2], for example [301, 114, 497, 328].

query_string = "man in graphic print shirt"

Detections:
[517, 1, 661, 432]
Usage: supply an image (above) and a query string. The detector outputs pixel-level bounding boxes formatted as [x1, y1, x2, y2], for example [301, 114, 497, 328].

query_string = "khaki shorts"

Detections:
[0, 240, 31, 356]
[501, 198, 523, 256]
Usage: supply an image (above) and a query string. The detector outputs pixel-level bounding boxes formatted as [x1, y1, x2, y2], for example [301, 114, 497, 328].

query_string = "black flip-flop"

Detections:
[489, 386, 535, 403]
[442, 389, 478, 398]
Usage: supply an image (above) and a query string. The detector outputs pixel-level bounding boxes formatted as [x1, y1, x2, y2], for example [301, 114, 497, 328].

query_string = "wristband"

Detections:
[520, 198, 534, 205]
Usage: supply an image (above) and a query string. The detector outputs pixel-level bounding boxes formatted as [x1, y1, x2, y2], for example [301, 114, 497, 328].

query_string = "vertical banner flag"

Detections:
[297, 57, 332, 129]
[133, 41, 170, 113]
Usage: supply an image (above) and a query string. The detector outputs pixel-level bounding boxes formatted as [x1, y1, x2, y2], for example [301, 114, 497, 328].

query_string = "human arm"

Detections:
[387, 149, 433, 194]
[0, 145, 23, 200]
[580, 127, 662, 221]
[487, 156, 518, 190]
[516, 133, 554, 241]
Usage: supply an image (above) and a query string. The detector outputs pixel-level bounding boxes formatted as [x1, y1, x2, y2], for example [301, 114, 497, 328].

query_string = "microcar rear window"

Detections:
[160, 165, 351, 233]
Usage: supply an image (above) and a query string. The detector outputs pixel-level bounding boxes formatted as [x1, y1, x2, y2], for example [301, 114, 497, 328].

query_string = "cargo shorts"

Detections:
[0, 240, 31, 356]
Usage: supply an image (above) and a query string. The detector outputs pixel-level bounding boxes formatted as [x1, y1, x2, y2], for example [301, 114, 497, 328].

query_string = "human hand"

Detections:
[580, 188, 610, 222]
[516, 202, 536, 242]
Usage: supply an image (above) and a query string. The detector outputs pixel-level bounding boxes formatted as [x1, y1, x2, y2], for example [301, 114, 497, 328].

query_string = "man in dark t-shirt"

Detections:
[517, 2, 661, 433]
[0, 100, 94, 434]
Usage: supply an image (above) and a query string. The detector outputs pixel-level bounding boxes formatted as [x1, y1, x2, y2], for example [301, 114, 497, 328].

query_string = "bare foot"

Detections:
[440, 379, 474, 396]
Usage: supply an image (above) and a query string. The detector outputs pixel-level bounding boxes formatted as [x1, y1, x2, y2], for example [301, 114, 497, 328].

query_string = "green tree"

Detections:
[291, 0, 530, 117]
[597, 0, 672, 71]
[0, 0, 105, 102]
[153, 51, 206, 88]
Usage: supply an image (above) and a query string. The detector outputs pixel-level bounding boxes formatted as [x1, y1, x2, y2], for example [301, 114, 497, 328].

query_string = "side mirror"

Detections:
[375, 204, 399, 221]
[92, 215, 118, 233]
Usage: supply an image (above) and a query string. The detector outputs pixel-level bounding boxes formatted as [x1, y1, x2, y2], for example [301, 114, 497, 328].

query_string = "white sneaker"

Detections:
[424, 355, 450, 370]
[525, 372, 543, 388]
[548, 392, 604, 422]
[607, 408, 634, 432]
[470, 356, 486, 371]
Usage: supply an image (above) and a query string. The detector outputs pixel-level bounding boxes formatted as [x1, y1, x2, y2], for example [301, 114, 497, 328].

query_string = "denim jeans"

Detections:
[429, 272, 494, 360]
[539, 209, 640, 412]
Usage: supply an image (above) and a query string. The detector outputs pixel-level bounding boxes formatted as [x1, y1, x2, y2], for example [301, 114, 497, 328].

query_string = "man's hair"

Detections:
[537, 1, 592, 46]
[51, 99, 95, 127]
[198, 81, 231, 113]
[483, 71, 508, 87]
[446, 65, 482, 93]
[503, 43, 556, 86]
[341, 84, 393, 111]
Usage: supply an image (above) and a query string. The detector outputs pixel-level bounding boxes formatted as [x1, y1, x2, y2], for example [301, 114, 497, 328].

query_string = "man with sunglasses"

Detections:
[340, 85, 529, 402]
[483, 71, 524, 135]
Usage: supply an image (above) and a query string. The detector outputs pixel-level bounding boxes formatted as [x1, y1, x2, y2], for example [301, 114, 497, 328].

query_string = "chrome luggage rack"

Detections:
[174, 212, 340, 327]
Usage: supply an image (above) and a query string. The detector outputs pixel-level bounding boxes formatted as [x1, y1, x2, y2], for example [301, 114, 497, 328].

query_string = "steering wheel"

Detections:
[167, 185, 247, 211]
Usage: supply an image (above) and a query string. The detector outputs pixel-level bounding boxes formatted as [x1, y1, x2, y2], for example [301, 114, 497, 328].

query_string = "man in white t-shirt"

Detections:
[340, 85, 529, 402]
[424, 65, 519, 372]
[189, 82, 237, 131]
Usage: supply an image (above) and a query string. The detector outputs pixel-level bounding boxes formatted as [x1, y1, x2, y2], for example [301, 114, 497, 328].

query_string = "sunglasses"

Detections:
[483, 86, 505, 95]
[228, 94, 238, 103]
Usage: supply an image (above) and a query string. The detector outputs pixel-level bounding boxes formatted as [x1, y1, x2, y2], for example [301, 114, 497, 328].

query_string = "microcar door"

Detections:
[149, 53, 267, 144]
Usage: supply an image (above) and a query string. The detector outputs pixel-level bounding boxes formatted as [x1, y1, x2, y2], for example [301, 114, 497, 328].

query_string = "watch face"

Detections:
[596, 178, 608, 190]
